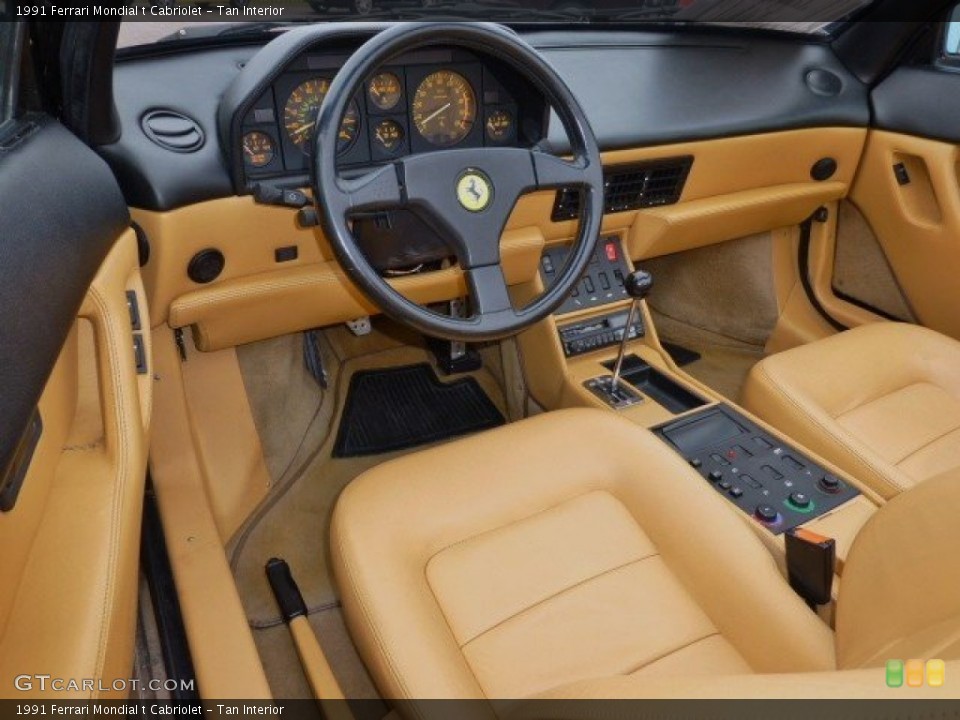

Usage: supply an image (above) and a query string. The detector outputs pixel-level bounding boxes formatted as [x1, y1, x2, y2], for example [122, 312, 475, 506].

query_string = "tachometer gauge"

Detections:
[242, 131, 275, 168]
[368, 72, 403, 111]
[486, 110, 514, 142]
[412, 71, 476, 147]
[373, 119, 405, 154]
[283, 78, 360, 154]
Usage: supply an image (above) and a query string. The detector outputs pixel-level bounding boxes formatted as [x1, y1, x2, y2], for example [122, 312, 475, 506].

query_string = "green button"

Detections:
[784, 497, 816, 514]
[887, 659, 904, 688]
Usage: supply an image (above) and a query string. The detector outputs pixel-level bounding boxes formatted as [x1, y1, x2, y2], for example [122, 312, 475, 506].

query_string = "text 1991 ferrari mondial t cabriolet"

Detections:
[2, 3, 960, 717]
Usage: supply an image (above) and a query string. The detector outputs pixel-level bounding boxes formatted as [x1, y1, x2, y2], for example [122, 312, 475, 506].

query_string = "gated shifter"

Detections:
[585, 269, 653, 409]
[610, 270, 654, 387]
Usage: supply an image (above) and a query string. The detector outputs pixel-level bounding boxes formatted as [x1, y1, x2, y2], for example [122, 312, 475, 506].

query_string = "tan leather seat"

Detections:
[742, 322, 960, 500]
[331, 408, 960, 707]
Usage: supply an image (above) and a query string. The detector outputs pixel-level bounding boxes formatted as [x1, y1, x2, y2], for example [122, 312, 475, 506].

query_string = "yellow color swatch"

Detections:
[927, 659, 945, 687]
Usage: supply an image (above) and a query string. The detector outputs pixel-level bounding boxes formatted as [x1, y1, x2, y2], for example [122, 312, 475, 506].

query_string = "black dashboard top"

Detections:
[101, 24, 869, 211]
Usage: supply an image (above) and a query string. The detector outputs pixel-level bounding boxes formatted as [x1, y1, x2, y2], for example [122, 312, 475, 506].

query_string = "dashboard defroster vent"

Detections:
[141, 110, 205, 153]
[551, 156, 694, 222]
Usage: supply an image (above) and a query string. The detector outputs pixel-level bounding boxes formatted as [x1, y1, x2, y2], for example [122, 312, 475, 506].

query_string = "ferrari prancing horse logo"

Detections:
[456, 170, 493, 212]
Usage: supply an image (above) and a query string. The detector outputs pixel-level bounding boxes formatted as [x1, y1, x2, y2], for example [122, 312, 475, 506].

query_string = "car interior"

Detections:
[4, 4, 960, 712]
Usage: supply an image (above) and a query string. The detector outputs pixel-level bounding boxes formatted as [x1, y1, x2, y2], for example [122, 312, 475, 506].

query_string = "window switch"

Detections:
[126, 290, 141, 331]
[133, 334, 148, 375]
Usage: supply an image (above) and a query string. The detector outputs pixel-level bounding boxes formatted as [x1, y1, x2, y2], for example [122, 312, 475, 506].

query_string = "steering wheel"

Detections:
[312, 22, 604, 342]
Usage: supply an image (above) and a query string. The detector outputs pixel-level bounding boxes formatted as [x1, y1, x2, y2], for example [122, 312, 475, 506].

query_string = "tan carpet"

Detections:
[653, 311, 766, 402]
[643, 232, 780, 348]
[834, 200, 916, 322]
[231, 343, 507, 628]
[641, 234, 781, 402]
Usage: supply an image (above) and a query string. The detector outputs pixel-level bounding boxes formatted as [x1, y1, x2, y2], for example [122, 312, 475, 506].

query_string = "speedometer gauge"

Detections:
[412, 71, 476, 147]
[283, 78, 360, 154]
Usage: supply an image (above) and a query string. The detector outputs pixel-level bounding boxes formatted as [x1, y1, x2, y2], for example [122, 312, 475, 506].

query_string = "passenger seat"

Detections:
[742, 322, 960, 500]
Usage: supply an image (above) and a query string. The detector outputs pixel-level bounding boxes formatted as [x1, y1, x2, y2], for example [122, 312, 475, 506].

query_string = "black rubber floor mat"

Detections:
[662, 341, 702, 367]
[333, 363, 505, 457]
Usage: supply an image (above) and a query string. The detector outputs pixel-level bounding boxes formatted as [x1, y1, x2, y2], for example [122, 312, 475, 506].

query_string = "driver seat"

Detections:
[330, 409, 959, 707]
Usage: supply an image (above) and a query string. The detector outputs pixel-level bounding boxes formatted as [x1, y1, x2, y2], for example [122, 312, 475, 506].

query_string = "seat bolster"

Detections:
[744, 323, 960, 499]
[836, 470, 960, 669]
[331, 408, 835, 703]
[742, 355, 907, 499]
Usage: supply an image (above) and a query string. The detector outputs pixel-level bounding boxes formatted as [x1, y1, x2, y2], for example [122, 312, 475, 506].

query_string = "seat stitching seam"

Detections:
[754, 361, 907, 493]
[833, 382, 920, 422]
[894, 424, 960, 468]
[424, 490, 618, 567]
[621, 631, 723, 675]
[459, 554, 658, 648]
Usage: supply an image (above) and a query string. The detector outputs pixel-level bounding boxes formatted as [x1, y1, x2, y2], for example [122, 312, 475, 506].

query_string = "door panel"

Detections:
[848, 130, 960, 339]
[0, 84, 152, 695]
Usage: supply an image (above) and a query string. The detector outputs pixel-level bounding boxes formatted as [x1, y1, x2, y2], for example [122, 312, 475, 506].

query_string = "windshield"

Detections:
[117, 0, 874, 49]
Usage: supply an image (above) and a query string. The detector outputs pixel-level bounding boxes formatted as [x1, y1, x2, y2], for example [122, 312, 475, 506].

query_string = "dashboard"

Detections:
[238, 46, 545, 184]
[104, 26, 870, 210]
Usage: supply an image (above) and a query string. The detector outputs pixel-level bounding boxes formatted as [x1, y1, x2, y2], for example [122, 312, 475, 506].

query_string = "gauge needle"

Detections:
[292, 122, 315, 136]
[421, 102, 452, 126]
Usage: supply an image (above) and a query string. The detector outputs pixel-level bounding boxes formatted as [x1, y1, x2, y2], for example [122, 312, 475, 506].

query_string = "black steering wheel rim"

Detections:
[312, 22, 604, 342]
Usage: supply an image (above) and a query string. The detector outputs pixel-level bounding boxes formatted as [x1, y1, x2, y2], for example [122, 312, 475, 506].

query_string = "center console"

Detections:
[542, 236, 645, 358]
[653, 405, 860, 534]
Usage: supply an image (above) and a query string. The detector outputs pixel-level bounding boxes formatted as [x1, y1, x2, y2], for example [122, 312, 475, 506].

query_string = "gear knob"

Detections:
[624, 270, 653, 299]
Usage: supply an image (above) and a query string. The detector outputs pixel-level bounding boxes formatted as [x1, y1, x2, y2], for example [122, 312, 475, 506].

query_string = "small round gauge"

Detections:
[486, 109, 514, 142]
[242, 131, 275, 168]
[373, 119, 405, 154]
[368, 72, 403, 111]
[283, 78, 360, 155]
[411, 70, 477, 147]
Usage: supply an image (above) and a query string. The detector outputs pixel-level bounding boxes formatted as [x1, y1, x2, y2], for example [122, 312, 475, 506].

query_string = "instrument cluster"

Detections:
[240, 47, 539, 181]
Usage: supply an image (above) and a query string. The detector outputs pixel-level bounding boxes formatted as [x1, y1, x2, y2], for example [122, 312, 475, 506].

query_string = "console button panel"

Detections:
[540, 236, 632, 315]
[653, 405, 859, 534]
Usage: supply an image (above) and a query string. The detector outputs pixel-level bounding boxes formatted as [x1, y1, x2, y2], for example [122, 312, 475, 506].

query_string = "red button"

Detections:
[605, 242, 618, 262]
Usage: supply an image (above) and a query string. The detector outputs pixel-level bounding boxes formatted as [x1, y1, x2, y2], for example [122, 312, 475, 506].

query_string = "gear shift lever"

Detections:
[609, 270, 654, 388]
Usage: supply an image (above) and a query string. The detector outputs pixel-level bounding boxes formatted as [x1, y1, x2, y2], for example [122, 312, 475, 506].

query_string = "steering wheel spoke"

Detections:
[465, 263, 516, 317]
[339, 163, 404, 213]
[532, 151, 592, 190]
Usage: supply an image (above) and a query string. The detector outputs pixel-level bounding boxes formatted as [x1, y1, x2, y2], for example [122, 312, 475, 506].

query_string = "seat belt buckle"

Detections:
[785, 527, 836, 607]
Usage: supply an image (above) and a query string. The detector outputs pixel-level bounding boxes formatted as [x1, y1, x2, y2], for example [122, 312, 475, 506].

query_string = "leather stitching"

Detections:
[623, 631, 724, 675]
[87, 285, 131, 700]
[458, 554, 658, 648]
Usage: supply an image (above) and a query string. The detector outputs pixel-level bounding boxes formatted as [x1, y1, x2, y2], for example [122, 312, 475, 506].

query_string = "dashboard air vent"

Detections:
[551, 156, 694, 222]
[141, 110, 205, 153]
